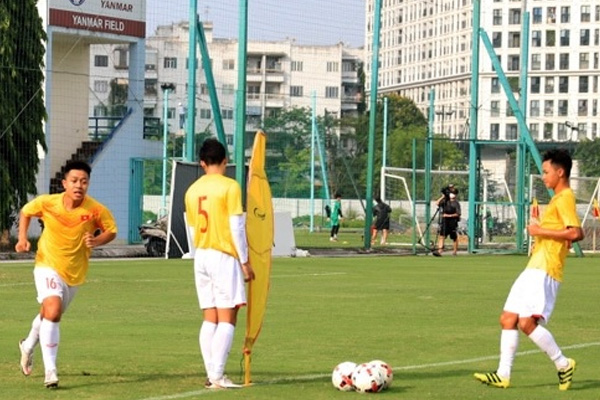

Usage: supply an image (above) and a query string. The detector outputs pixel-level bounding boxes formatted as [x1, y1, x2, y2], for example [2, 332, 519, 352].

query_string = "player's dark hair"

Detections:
[199, 138, 226, 166]
[335, 192, 342, 199]
[543, 149, 572, 178]
[64, 160, 91, 178]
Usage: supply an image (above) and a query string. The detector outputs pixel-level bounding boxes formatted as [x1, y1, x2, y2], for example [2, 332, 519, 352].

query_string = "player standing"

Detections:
[185, 138, 255, 389]
[16, 160, 117, 388]
[474, 149, 584, 390]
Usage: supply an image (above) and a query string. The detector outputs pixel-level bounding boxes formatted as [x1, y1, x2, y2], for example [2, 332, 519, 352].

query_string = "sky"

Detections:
[146, 0, 366, 47]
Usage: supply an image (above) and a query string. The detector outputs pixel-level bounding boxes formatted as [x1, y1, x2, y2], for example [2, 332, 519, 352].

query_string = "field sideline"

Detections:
[1, 255, 599, 399]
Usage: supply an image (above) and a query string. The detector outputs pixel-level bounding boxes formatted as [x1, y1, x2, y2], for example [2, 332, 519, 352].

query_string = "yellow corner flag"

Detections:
[531, 197, 539, 220]
[244, 131, 274, 385]
[593, 198, 600, 219]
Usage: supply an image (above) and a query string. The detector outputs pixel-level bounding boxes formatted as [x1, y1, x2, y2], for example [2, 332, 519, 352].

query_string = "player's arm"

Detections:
[84, 230, 117, 249]
[229, 214, 255, 281]
[527, 224, 583, 242]
[15, 212, 32, 252]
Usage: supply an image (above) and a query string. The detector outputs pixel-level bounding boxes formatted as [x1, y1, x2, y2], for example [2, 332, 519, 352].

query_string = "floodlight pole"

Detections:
[160, 83, 175, 217]
[234, 0, 248, 199]
[364, 0, 382, 249]
[186, 0, 198, 162]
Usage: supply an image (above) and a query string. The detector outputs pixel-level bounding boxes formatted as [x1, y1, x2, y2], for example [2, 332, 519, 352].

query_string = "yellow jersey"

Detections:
[526, 188, 581, 282]
[185, 173, 243, 259]
[22, 193, 117, 286]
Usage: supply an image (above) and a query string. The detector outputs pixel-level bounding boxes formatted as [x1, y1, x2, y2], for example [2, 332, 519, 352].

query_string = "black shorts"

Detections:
[374, 219, 390, 231]
[440, 219, 458, 240]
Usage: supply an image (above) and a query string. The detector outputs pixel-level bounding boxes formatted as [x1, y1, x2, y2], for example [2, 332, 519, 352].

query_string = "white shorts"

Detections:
[194, 249, 246, 310]
[34, 266, 78, 313]
[503, 268, 560, 323]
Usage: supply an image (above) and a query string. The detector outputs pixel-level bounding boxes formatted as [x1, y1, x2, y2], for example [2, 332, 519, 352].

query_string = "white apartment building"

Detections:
[89, 21, 364, 149]
[365, 0, 600, 146]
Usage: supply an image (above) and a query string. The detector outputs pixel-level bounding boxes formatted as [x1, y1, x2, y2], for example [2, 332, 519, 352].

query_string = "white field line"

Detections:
[0, 272, 347, 288]
[137, 341, 600, 400]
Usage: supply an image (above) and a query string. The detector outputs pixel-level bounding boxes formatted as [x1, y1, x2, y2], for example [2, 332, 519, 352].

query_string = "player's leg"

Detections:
[206, 252, 245, 388]
[19, 312, 42, 376]
[39, 295, 61, 388]
[194, 250, 218, 385]
[518, 276, 575, 390]
[474, 311, 518, 388]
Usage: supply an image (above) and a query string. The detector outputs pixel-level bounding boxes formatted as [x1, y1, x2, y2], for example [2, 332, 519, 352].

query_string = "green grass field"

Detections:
[1, 254, 599, 399]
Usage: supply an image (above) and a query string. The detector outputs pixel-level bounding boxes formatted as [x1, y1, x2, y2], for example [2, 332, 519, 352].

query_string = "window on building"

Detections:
[491, 100, 500, 117]
[290, 86, 303, 97]
[532, 31, 541, 47]
[546, 30, 556, 46]
[509, 8, 521, 24]
[291, 61, 303, 71]
[94, 55, 109, 67]
[222, 59, 235, 70]
[580, 29, 590, 45]
[560, 6, 570, 23]
[530, 100, 540, 117]
[94, 80, 108, 93]
[164, 57, 177, 69]
[531, 54, 541, 70]
[113, 48, 128, 69]
[545, 77, 555, 93]
[579, 76, 589, 92]
[93, 105, 107, 117]
[490, 123, 500, 140]
[558, 99, 569, 116]
[325, 86, 339, 98]
[491, 78, 500, 93]
[544, 123, 553, 140]
[596, 5, 600, 21]
[506, 101, 514, 117]
[222, 84, 235, 96]
[326, 62, 339, 72]
[167, 107, 175, 119]
[559, 76, 569, 93]
[545, 53, 555, 70]
[531, 77, 541, 93]
[221, 108, 233, 120]
[200, 108, 211, 119]
[595, 29, 600, 45]
[577, 123, 587, 139]
[544, 100, 554, 116]
[508, 55, 519, 71]
[581, 5, 591, 22]
[493, 9, 502, 25]
[530, 123, 539, 140]
[508, 32, 520, 47]
[595, 52, 599, 69]
[547, 7, 556, 23]
[558, 123, 568, 140]
[579, 99, 588, 116]
[594, 99, 598, 115]
[492, 32, 502, 47]
[560, 29, 570, 46]
[532, 7, 542, 23]
[580, 52, 590, 69]
[559, 53, 570, 69]
[144, 79, 157, 96]
[506, 124, 518, 140]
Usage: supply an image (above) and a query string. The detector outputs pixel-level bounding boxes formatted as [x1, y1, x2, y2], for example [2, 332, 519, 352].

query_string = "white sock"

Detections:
[199, 321, 217, 378]
[39, 320, 60, 372]
[497, 329, 519, 379]
[528, 325, 569, 369]
[210, 323, 235, 380]
[22, 314, 42, 351]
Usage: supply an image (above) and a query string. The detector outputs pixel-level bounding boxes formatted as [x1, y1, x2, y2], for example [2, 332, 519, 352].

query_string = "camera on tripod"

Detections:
[441, 184, 458, 202]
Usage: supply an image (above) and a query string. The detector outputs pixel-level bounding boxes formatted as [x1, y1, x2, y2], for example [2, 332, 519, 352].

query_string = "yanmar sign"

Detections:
[49, 0, 146, 38]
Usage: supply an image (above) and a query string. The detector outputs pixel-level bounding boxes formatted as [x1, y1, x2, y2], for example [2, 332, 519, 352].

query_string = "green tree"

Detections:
[0, 1, 46, 233]
[575, 138, 600, 177]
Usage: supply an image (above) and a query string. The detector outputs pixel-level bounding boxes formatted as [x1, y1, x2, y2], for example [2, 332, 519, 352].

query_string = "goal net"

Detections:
[381, 166, 521, 253]
[529, 175, 600, 253]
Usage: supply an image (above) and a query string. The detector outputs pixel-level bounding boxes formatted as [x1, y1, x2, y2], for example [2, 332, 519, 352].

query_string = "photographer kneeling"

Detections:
[434, 184, 461, 256]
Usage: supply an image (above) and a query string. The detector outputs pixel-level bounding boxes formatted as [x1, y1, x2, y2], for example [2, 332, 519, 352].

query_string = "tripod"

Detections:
[418, 204, 444, 256]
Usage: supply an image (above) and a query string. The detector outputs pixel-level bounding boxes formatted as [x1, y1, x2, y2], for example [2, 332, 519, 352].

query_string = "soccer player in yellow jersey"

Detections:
[474, 149, 584, 391]
[185, 139, 255, 389]
[15, 161, 117, 388]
